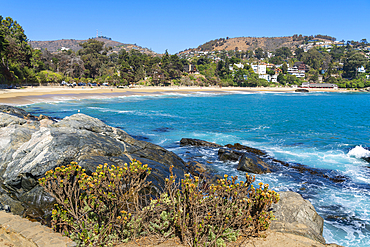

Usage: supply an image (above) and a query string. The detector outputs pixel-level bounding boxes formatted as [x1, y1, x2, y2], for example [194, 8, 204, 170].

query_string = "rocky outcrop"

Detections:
[185, 161, 207, 178]
[180, 138, 222, 148]
[237, 153, 272, 174]
[225, 143, 267, 156]
[0, 106, 186, 218]
[218, 148, 244, 162]
[270, 191, 326, 244]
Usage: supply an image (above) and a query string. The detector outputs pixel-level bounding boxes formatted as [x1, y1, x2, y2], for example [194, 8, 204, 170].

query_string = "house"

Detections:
[288, 66, 305, 78]
[301, 82, 338, 89]
[251, 64, 266, 75]
[259, 74, 270, 81]
[358, 66, 366, 73]
[229, 63, 244, 71]
[294, 62, 309, 72]
[183, 64, 199, 74]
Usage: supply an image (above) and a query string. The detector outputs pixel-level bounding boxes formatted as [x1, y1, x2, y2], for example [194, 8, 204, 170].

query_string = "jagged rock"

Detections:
[237, 153, 272, 174]
[0, 194, 24, 215]
[180, 138, 222, 148]
[270, 191, 326, 244]
[0, 105, 34, 119]
[218, 148, 244, 162]
[0, 108, 186, 216]
[185, 161, 207, 178]
[225, 143, 267, 156]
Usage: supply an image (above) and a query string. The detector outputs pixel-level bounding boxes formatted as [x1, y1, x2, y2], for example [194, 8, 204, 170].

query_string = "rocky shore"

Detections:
[0, 106, 341, 246]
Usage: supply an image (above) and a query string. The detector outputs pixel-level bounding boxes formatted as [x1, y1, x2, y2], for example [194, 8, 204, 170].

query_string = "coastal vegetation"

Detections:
[1, 15, 370, 89]
[39, 160, 279, 247]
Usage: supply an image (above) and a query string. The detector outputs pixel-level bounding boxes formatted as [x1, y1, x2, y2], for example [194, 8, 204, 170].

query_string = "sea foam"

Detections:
[348, 146, 370, 159]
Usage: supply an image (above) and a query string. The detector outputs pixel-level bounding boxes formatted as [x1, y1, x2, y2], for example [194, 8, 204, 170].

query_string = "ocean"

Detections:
[22, 91, 370, 246]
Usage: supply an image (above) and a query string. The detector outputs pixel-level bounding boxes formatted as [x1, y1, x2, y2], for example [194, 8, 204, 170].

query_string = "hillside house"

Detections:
[183, 64, 199, 74]
[251, 64, 266, 75]
[288, 66, 305, 78]
[358, 66, 366, 73]
[229, 63, 244, 71]
[294, 62, 309, 72]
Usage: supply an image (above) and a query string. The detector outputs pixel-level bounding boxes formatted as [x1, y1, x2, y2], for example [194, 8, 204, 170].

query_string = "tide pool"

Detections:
[22, 91, 370, 246]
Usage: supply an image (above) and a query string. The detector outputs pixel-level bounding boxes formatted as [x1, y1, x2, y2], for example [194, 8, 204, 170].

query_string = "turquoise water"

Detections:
[22, 91, 370, 246]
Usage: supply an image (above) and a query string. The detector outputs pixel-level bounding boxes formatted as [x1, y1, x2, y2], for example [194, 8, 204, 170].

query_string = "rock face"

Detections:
[270, 191, 326, 244]
[237, 153, 272, 174]
[218, 148, 244, 162]
[225, 143, 267, 156]
[0, 107, 186, 218]
[180, 138, 222, 148]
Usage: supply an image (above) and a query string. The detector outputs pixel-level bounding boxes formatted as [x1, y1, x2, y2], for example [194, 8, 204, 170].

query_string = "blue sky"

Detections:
[2, 0, 369, 54]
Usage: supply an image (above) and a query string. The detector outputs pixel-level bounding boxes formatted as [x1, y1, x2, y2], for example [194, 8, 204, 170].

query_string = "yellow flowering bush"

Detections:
[40, 161, 279, 247]
[143, 166, 280, 247]
[39, 160, 152, 247]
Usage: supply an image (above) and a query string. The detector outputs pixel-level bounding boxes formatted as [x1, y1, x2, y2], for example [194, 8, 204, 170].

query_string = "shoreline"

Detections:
[0, 86, 353, 105]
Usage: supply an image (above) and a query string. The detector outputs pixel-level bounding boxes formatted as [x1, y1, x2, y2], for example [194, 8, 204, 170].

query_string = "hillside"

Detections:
[182, 36, 306, 53]
[29, 37, 156, 55]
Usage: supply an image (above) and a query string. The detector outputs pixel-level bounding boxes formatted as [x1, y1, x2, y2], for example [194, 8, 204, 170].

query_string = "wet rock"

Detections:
[362, 156, 370, 163]
[153, 127, 173, 133]
[185, 161, 208, 178]
[225, 143, 267, 156]
[180, 138, 222, 148]
[0, 105, 35, 119]
[0, 194, 24, 215]
[270, 191, 326, 244]
[218, 148, 243, 162]
[237, 153, 272, 174]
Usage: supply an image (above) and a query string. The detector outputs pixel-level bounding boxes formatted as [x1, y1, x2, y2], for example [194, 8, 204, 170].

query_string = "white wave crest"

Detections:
[348, 145, 370, 159]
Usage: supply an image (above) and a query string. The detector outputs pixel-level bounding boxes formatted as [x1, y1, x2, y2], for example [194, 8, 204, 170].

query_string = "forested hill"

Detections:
[181, 35, 336, 53]
[29, 37, 156, 55]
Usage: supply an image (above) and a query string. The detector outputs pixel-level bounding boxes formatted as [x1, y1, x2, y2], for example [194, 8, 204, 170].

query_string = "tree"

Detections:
[269, 56, 283, 65]
[294, 48, 304, 60]
[274, 47, 292, 59]
[277, 73, 285, 84]
[282, 62, 288, 74]
[343, 51, 367, 79]
[78, 39, 108, 78]
[254, 48, 265, 60]
[0, 16, 32, 84]
[301, 48, 323, 70]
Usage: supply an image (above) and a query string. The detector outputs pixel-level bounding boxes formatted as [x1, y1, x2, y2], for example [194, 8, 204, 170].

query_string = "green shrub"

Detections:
[39, 160, 152, 246]
[39, 162, 279, 247]
[145, 167, 279, 246]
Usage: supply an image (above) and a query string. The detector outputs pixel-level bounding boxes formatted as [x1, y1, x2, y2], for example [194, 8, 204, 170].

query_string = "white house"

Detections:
[288, 66, 305, 78]
[251, 64, 266, 75]
[358, 66, 366, 73]
[229, 63, 244, 71]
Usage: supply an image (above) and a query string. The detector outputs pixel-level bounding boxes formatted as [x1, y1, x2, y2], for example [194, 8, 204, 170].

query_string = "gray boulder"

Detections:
[237, 153, 272, 174]
[218, 148, 244, 162]
[180, 138, 222, 148]
[0, 109, 186, 217]
[270, 191, 326, 244]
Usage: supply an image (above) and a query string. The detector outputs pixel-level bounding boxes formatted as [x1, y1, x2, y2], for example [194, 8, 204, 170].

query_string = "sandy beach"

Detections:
[0, 86, 348, 105]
